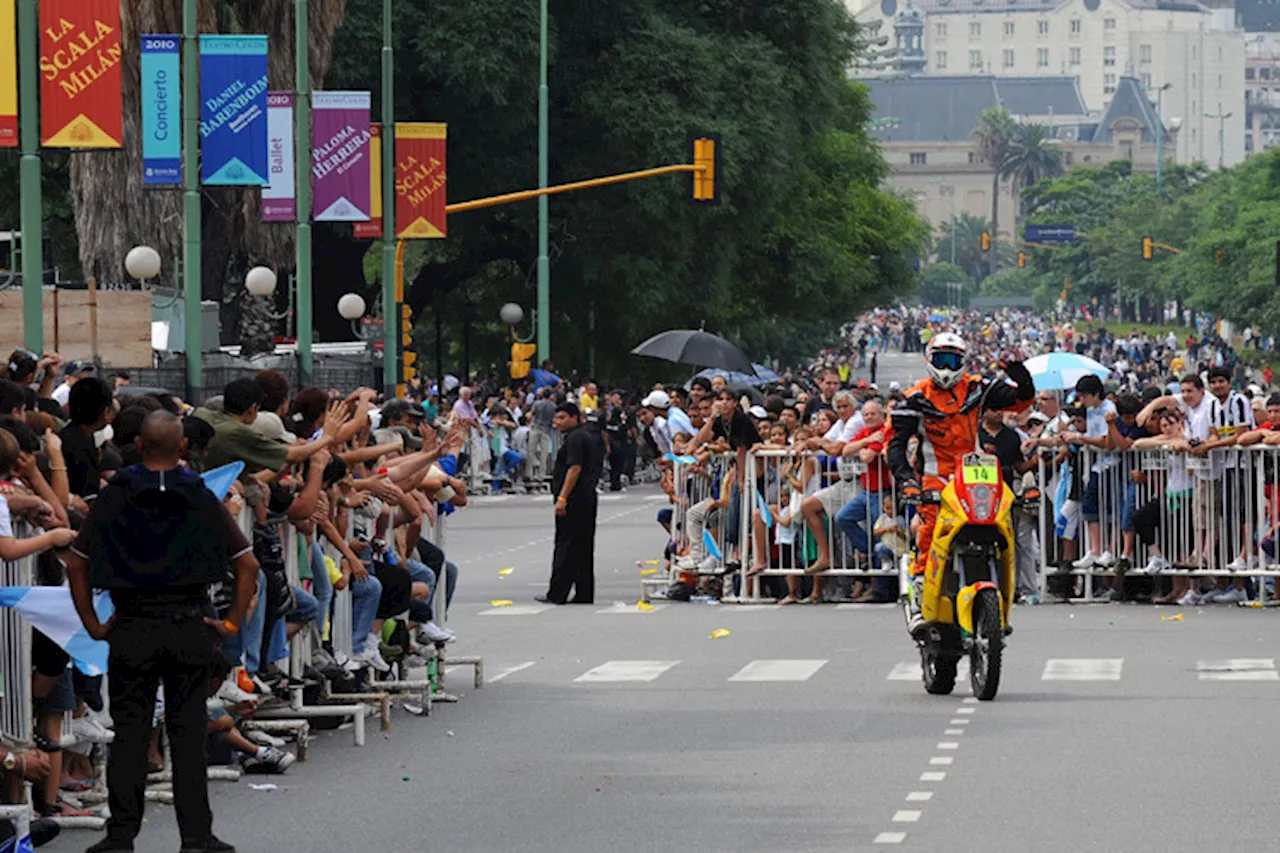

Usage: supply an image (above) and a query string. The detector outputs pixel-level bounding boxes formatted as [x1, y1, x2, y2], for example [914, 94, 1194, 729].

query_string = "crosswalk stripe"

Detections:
[728, 659, 828, 682]
[478, 605, 554, 616]
[1196, 659, 1279, 681]
[1042, 658, 1123, 681]
[644, 494, 668, 502]
[596, 602, 669, 614]
[574, 660, 680, 683]
[887, 660, 970, 681]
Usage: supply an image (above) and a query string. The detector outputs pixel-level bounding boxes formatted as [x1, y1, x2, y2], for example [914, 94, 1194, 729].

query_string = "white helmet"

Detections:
[925, 332, 968, 389]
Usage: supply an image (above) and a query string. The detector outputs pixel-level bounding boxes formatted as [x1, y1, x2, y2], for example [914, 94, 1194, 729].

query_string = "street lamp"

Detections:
[339, 292, 379, 341]
[1205, 102, 1234, 170]
[501, 301, 536, 343]
[1148, 82, 1173, 192]
[124, 245, 161, 283]
[244, 266, 277, 297]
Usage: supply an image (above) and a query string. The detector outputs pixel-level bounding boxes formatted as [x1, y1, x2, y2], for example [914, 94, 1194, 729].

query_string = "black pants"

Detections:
[547, 496, 597, 603]
[609, 447, 628, 491]
[105, 608, 214, 844]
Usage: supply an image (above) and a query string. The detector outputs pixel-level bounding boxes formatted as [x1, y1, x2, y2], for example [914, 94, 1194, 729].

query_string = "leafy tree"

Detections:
[916, 262, 973, 307]
[1003, 123, 1064, 219]
[971, 107, 1017, 276]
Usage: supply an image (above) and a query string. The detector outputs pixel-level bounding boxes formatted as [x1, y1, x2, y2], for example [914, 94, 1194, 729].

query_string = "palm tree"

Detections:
[70, 0, 349, 345]
[971, 107, 1018, 276]
[1003, 123, 1065, 219]
[937, 212, 991, 282]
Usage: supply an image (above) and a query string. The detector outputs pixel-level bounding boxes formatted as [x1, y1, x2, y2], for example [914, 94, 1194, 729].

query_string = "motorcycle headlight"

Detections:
[970, 484, 996, 520]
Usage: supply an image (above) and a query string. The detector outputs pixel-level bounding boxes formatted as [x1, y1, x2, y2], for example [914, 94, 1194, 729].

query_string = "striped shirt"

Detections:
[1210, 390, 1255, 471]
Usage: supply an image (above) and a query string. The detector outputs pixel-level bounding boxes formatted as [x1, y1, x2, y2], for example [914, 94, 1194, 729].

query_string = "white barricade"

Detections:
[0, 525, 34, 749]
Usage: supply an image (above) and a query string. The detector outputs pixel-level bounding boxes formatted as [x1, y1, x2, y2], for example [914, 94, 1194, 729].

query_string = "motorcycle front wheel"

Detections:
[922, 649, 958, 695]
[969, 587, 1004, 701]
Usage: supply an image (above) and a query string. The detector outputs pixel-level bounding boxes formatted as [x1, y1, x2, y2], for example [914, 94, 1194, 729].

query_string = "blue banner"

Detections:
[199, 35, 268, 185]
[141, 35, 181, 185]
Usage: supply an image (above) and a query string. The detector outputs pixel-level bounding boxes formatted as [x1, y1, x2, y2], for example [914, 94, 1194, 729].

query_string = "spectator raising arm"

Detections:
[285, 401, 351, 464]
[41, 428, 70, 510]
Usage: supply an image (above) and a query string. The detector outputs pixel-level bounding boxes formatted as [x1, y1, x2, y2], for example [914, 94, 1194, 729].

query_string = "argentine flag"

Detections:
[0, 831, 35, 853]
[0, 588, 113, 676]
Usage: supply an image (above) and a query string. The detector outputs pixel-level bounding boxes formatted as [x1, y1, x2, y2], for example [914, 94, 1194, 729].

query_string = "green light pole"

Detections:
[1151, 82, 1171, 193]
[182, 0, 202, 395]
[295, 0, 313, 384]
[17, 0, 42, 352]
[380, 0, 397, 396]
[536, 0, 550, 365]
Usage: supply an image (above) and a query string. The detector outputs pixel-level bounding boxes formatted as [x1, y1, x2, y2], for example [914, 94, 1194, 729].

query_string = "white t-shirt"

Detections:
[1176, 391, 1216, 480]
[52, 382, 72, 408]
[1085, 399, 1118, 472]
[824, 412, 864, 444]
[0, 495, 11, 538]
[650, 416, 673, 455]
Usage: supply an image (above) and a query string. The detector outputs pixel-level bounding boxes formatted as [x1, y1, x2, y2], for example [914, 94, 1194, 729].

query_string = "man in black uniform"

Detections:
[537, 403, 602, 605]
[65, 411, 258, 853]
[604, 391, 632, 492]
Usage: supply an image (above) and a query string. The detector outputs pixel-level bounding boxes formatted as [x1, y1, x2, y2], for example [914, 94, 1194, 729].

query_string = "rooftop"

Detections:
[861, 75, 1088, 141]
[871, 0, 1208, 14]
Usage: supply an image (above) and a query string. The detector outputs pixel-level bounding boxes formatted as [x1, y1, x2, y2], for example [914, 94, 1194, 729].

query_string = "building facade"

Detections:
[849, 0, 1245, 167]
[1244, 33, 1280, 155]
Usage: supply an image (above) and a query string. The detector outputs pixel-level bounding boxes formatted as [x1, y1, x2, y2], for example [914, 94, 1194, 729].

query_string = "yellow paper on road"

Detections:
[644, 559, 661, 565]
[1160, 613, 1184, 622]
[640, 568, 660, 576]
[709, 628, 730, 640]
[498, 567, 514, 576]
[491, 600, 513, 607]
[636, 601, 655, 611]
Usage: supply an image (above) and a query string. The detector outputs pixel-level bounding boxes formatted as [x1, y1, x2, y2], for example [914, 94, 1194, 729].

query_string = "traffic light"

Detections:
[980, 231, 992, 252]
[1214, 248, 1225, 265]
[1017, 251, 1026, 269]
[400, 303, 417, 381]
[690, 134, 720, 204]
[510, 342, 537, 379]
[1141, 236, 1154, 260]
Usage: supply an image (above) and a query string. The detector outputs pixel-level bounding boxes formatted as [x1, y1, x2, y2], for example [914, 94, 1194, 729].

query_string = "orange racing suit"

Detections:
[886, 362, 1035, 575]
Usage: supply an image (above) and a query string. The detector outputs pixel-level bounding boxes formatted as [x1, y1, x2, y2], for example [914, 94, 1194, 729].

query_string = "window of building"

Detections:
[1192, 45, 1197, 60]
[1140, 44, 1152, 64]
[1248, 67, 1257, 80]
[1064, 152, 1074, 166]
[1247, 133, 1255, 153]
[1104, 17, 1116, 30]
[1192, 99, 1197, 114]
[1218, 74, 1222, 88]
[936, 50, 948, 69]
[970, 49, 984, 70]
[1070, 18, 1081, 35]
[1004, 21, 1015, 36]
[1037, 20, 1049, 36]
[1262, 67, 1271, 80]
[968, 151, 978, 164]
[936, 21, 947, 38]
[1219, 46, 1223, 60]
[1191, 73, 1197, 88]
[1104, 73, 1117, 94]
[1141, 72, 1152, 89]
[1104, 46, 1116, 67]
[1191, 128, 1197, 144]
[970, 21, 981, 38]
[1003, 48, 1015, 68]
[1037, 48, 1050, 67]
[1069, 47, 1081, 65]
[910, 152, 928, 165]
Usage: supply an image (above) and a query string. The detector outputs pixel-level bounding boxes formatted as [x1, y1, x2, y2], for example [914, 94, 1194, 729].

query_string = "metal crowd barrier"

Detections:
[0, 524, 34, 749]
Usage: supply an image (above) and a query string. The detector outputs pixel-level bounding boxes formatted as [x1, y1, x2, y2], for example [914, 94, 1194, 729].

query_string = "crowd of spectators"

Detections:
[0, 351, 474, 847]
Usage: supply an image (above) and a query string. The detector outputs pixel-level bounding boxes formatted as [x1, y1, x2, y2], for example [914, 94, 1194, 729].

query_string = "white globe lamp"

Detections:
[124, 246, 161, 281]
[499, 302, 524, 326]
[337, 293, 367, 321]
[244, 266, 277, 297]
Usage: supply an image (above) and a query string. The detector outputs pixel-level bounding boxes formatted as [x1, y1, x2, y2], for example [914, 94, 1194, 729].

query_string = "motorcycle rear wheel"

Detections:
[969, 587, 1004, 701]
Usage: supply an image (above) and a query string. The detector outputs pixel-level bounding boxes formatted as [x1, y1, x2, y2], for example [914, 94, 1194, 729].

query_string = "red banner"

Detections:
[394, 123, 446, 239]
[40, 0, 123, 148]
[354, 123, 382, 239]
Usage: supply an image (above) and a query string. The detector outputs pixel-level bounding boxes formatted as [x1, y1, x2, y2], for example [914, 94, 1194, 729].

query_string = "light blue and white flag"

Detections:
[0, 831, 36, 853]
[0, 588, 113, 676]
[756, 489, 772, 529]
[702, 529, 722, 562]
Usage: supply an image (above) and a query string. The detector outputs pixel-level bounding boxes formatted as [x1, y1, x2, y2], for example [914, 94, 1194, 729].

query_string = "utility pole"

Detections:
[182, 0, 202, 396]
[381, 0, 397, 396]
[1151, 82, 1171, 193]
[17, 0, 41, 352]
[295, 0, 313, 384]
[536, 0, 550, 365]
[1204, 102, 1233, 170]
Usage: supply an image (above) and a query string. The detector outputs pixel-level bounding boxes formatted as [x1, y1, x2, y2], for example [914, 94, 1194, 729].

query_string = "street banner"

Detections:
[0, 0, 16, 147]
[39, 0, 124, 148]
[312, 91, 371, 222]
[353, 123, 383, 238]
[140, 35, 180, 184]
[199, 34, 268, 185]
[394, 122, 447, 239]
[263, 91, 295, 221]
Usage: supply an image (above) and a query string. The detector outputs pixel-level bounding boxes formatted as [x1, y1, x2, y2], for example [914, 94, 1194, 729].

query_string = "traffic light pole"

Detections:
[295, 0, 313, 385]
[381, 0, 397, 398]
[17, 0, 41, 352]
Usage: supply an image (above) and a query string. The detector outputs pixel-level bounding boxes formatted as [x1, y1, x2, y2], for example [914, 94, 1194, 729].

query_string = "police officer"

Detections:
[536, 403, 603, 604]
[66, 411, 258, 853]
[604, 391, 632, 492]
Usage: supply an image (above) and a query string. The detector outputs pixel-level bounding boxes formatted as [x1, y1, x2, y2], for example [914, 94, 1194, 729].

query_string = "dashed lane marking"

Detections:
[892, 810, 922, 823]
[874, 833, 906, 845]
[906, 792, 934, 802]
[574, 660, 680, 683]
[489, 662, 537, 682]
[1042, 658, 1124, 681]
[727, 659, 827, 683]
[1196, 659, 1279, 681]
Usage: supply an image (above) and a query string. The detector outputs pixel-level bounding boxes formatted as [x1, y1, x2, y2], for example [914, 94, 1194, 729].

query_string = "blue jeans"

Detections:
[405, 558, 458, 616]
[309, 540, 333, 638]
[350, 573, 383, 654]
[872, 543, 899, 597]
[222, 570, 267, 673]
[835, 491, 880, 555]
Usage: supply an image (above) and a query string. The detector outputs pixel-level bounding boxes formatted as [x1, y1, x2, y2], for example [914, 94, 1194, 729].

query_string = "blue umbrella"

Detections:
[692, 363, 780, 387]
[1024, 353, 1110, 391]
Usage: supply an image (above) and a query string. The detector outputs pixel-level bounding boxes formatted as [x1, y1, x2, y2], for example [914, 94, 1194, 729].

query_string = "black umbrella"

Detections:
[631, 329, 755, 374]
[723, 382, 765, 407]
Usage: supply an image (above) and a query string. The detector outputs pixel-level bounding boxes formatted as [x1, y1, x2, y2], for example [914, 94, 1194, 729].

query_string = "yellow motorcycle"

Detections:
[902, 452, 1016, 701]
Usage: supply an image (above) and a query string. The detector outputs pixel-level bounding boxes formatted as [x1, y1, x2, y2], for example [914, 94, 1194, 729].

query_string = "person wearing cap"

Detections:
[638, 390, 676, 456]
[537, 403, 602, 604]
[51, 360, 94, 411]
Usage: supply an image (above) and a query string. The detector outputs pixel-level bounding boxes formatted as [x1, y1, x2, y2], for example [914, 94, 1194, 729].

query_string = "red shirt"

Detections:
[852, 426, 890, 492]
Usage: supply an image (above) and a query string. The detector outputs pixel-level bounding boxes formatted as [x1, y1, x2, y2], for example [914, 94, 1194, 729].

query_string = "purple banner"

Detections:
[263, 92, 295, 221]
[312, 91, 371, 222]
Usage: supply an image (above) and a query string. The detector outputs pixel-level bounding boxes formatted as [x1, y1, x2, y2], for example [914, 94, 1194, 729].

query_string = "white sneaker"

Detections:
[1217, 587, 1248, 604]
[418, 621, 455, 644]
[1200, 588, 1224, 603]
[1225, 557, 1249, 572]
[216, 678, 257, 705]
[71, 715, 113, 744]
[697, 556, 720, 572]
[1092, 588, 1115, 603]
[1096, 551, 1116, 568]
[1177, 590, 1203, 607]
[1141, 555, 1171, 575]
[1072, 553, 1100, 570]
[350, 647, 391, 673]
[250, 675, 275, 696]
[674, 555, 702, 570]
[241, 745, 295, 774]
[245, 730, 287, 748]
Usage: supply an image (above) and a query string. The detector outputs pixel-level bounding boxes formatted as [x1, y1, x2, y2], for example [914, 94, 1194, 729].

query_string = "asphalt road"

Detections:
[44, 351, 1280, 852]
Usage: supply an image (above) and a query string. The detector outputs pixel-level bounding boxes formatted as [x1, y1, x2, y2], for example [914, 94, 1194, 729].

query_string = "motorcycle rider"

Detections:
[886, 331, 1035, 636]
